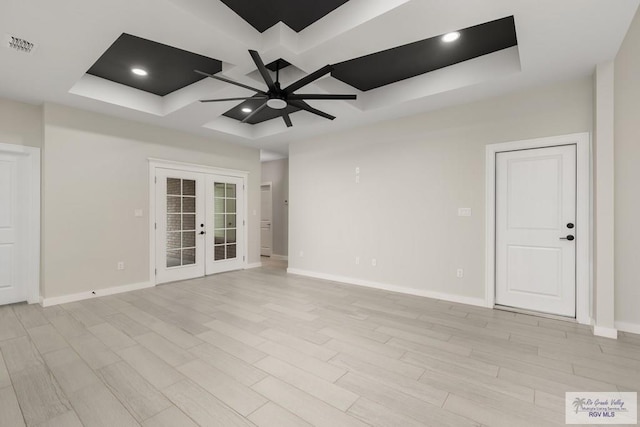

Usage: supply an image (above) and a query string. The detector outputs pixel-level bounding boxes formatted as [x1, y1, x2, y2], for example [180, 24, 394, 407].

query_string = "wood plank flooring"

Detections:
[0, 260, 638, 426]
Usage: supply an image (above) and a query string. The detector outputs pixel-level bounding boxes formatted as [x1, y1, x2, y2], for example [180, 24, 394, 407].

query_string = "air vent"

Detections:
[5, 34, 36, 54]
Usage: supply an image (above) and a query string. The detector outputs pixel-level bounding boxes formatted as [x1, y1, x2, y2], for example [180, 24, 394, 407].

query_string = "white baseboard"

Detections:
[287, 268, 487, 308]
[593, 325, 618, 339]
[40, 281, 154, 307]
[615, 321, 640, 335]
[246, 262, 263, 269]
[271, 254, 288, 261]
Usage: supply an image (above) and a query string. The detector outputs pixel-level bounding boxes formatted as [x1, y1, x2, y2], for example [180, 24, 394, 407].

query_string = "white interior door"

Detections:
[261, 183, 273, 257]
[0, 154, 26, 305]
[205, 175, 245, 275]
[155, 169, 206, 284]
[495, 145, 577, 317]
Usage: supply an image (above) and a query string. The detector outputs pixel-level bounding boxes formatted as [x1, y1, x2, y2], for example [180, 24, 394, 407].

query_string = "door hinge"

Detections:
[154, 222, 157, 230]
[155, 176, 157, 184]
[154, 268, 157, 275]
[243, 220, 245, 226]
[243, 256, 245, 261]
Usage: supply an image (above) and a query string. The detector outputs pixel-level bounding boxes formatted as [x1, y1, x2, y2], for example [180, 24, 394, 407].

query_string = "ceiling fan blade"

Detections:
[288, 100, 335, 121]
[249, 50, 277, 92]
[241, 101, 268, 124]
[195, 69, 267, 95]
[288, 94, 357, 100]
[281, 111, 293, 128]
[200, 96, 268, 103]
[284, 65, 333, 94]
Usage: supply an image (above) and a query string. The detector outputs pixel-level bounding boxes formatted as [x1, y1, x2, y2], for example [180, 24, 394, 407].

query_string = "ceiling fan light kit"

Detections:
[197, 49, 357, 128]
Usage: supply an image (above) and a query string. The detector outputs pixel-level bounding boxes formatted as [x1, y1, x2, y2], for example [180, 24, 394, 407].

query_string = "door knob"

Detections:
[560, 235, 575, 241]
[199, 231, 206, 235]
[567, 223, 575, 229]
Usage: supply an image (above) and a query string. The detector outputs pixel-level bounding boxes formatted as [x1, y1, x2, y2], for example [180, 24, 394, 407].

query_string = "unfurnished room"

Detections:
[0, 1, 639, 426]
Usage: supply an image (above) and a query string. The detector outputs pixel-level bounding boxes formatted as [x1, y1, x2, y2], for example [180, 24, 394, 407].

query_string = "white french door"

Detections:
[206, 175, 245, 274]
[495, 145, 577, 317]
[155, 168, 246, 284]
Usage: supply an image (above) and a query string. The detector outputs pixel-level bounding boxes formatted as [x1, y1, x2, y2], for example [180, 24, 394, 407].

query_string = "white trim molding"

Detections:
[593, 325, 618, 339]
[615, 321, 640, 335]
[271, 255, 288, 261]
[0, 142, 40, 305]
[288, 268, 487, 308]
[246, 262, 263, 269]
[485, 132, 591, 325]
[40, 281, 153, 307]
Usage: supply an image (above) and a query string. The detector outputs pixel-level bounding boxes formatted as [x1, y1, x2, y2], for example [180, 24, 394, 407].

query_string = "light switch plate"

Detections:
[458, 208, 472, 217]
[134, 209, 143, 217]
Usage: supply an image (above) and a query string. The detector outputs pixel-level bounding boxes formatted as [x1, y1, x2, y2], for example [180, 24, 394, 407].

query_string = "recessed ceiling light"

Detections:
[442, 32, 461, 43]
[241, 107, 252, 113]
[131, 67, 148, 76]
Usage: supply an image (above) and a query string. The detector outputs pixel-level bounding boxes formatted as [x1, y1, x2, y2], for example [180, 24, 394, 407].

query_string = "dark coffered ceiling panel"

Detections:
[332, 16, 518, 91]
[223, 95, 302, 125]
[87, 33, 222, 96]
[220, 0, 351, 32]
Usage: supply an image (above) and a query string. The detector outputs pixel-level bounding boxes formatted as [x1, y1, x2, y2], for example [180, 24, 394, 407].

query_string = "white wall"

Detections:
[261, 159, 289, 257]
[0, 98, 42, 148]
[42, 103, 260, 299]
[614, 8, 640, 331]
[289, 77, 592, 302]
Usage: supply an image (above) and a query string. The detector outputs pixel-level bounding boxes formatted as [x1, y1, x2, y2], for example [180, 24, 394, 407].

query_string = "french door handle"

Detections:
[560, 235, 575, 241]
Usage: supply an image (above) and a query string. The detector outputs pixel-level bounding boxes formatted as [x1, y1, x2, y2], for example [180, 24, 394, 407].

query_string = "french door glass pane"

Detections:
[214, 246, 225, 261]
[166, 178, 198, 268]
[213, 182, 238, 261]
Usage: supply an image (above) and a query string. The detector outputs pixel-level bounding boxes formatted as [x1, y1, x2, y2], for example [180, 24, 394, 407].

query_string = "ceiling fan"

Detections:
[195, 50, 356, 128]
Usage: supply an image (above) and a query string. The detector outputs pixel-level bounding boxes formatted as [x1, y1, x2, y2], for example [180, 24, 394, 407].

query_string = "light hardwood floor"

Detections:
[0, 262, 639, 427]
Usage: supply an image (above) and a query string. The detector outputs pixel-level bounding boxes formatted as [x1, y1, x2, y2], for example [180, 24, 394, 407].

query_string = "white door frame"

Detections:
[261, 182, 273, 257]
[0, 142, 40, 304]
[148, 158, 249, 286]
[485, 133, 591, 325]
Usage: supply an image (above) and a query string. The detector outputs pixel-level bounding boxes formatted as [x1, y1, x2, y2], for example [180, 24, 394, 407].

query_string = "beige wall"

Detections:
[289, 77, 592, 301]
[614, 8, 640, 329]
[42, 103, 260, 298]
[0, 98, 42, 148]
[261, 159, 289, 257]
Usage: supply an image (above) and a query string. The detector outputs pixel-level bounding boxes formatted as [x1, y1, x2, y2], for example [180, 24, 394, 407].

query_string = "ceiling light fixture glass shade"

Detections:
[442, 32, 461, 43]
[131, 67, 148, 76]
[241, 107, 252, 113]
[267, 98, 287, 110]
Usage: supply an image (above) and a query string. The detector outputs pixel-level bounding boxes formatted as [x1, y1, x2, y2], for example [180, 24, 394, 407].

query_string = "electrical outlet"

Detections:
[371, 258, 377, 267]
[456, 268, 464, 278]
[299, 251, 304, 258]
[117, 261, 125, 270]
[355, 175, 360, 184]
[355, 167, 360, 174]
[355, 256, 360, 265]
[134, 209, 143, 217]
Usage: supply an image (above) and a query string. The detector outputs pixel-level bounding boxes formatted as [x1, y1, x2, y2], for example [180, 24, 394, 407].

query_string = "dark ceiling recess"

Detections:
[220, 0, 350, 32]
[222, 96, 302, 125]
[332, 16, 518, 92]
[265, 58, 291, 72]
[87, 33, 222, 96]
